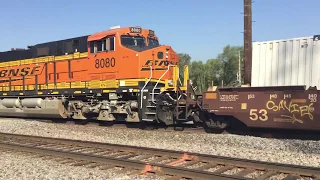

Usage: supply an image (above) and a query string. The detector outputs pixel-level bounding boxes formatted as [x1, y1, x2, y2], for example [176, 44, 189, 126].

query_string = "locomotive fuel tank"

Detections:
[21, 98, 43, 108]
[0, 97, 68, 119]
[2, 98, 21, 108]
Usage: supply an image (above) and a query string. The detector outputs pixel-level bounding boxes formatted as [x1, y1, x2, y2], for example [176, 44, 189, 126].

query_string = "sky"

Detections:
[0, 0, 319, 61]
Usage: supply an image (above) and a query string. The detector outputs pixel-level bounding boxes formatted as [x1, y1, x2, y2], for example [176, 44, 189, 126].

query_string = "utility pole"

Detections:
[237, 50, 242, 84]
[244, 0, 252, 85]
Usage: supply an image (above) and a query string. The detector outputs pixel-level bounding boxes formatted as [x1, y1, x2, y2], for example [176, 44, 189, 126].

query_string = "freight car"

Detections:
[192, 85, 320, 131]
[0, 26, 193, 127]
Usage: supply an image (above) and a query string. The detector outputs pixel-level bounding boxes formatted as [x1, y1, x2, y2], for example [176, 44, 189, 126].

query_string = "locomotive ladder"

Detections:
[140, 65, 159, 122]
[151, 65, 176, 104]
[140, 65, 190, 123]
[140, 66, 152, 109]
[140, 65, 175, 122]
[175, 65, 191, 122]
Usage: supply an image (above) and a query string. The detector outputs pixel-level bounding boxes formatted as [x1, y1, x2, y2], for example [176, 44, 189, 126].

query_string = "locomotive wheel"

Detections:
[51, 119, 68, 124]
[204, 113, 229, 130]
[98, 121, 115, 127]
[74, 120, 88, 125]
[205, 118, 228, 129]
[126, 122, 141, 128]
[138, 122, 156, 130]
[204, 127, 225, 133]
[173, 125, 185, 131]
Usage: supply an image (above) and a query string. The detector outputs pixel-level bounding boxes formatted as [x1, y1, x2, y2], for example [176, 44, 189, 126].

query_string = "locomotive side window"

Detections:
[102, 40, 106, 51]
[90, 41, 95, 54]
[104, 36, 115, 52]
[90, 36, 116, 53]
[109, 36, 115, 51]
[97, 40, 103, 52]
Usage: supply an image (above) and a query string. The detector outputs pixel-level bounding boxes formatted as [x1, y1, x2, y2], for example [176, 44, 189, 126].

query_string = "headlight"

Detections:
[166, 49, 169, 59]
[168, 80, 173, 86]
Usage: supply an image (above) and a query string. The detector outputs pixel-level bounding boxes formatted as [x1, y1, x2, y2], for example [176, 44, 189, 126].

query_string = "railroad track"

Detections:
[7, 118, 320, 140]
[29, 118, 320, 140]
[0, 133, 319, 180]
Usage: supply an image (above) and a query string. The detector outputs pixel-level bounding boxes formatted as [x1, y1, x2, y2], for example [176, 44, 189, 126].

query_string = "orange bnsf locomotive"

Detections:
[0, 26, 191, 126]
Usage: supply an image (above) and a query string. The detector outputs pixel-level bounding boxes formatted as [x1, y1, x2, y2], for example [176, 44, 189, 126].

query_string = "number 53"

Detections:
[249, 109, 268, 121]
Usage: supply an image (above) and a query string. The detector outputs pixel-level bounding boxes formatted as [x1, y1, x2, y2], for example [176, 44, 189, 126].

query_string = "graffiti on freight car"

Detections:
[220, 95, 239, 102]
[266, 99, 314, 124]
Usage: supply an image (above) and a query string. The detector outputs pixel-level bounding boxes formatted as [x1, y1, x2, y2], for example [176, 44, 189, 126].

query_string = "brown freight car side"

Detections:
[201, 86, 319, 131]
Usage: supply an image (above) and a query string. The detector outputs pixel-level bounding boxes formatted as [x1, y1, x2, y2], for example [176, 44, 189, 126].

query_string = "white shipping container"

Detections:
[251, 35, 320, 88]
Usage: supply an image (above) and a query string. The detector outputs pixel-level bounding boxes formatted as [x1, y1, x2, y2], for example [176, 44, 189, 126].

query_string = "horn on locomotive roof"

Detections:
[110, 25, 121, 30]
[10, 48, 26, 51]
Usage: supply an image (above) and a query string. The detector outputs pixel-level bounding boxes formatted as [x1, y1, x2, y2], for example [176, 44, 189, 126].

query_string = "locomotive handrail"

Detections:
[151, 65, 176, 104]
[140, 66, 153, 109]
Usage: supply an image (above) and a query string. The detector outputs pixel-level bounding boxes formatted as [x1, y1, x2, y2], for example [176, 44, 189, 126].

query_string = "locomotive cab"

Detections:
[87, 26, 182, 91]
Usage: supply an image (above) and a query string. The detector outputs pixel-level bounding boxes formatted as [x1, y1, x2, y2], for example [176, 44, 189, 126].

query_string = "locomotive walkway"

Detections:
[0, 132, 319, 180]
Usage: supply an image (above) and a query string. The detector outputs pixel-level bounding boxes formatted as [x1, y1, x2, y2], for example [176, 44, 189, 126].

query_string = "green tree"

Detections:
[205, 58, 224, 87]
[178, 45, 244, 92]
[216, 45, 243, 86]
[189, 61, 206, 93]
[177, 53, 191, 82]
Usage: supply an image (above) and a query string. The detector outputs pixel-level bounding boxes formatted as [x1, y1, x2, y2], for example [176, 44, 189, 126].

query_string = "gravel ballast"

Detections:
[0, 118, 319, 175]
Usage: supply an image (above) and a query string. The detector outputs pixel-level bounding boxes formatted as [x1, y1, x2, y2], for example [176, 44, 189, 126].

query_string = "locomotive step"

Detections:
[142, 119, 155, 122]
[144, 112, 156, 115]
[146, 105, 156, 108]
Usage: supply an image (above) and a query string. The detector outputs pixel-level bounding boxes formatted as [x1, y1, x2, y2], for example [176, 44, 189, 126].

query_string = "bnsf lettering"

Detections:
[0, 66, 40, 77]
[144, 60, 178, 66]
[9, 69, 19, 76]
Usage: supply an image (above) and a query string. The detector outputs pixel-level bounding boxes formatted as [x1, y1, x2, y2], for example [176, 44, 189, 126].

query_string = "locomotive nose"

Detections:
[159, 45, 178, 63]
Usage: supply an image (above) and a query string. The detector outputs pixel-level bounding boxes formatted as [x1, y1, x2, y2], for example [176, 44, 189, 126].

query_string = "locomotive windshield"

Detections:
[121, 35, 159, 52]
[148, 38, 159, 47]
[121, 35, 146, 47]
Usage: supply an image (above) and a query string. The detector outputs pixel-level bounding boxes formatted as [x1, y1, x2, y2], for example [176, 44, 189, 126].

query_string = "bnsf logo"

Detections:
[144, 60, 178, 66]
[0, 66, 40, 77]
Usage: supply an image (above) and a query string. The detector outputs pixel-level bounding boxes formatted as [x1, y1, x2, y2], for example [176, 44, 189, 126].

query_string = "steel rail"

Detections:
[0, 132, 319, 180]
[0, 140, 242, 180]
